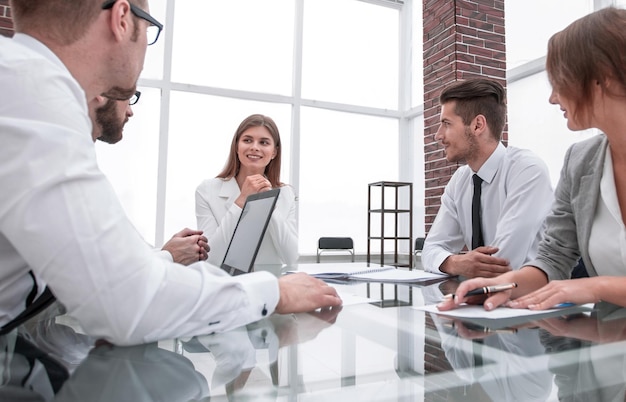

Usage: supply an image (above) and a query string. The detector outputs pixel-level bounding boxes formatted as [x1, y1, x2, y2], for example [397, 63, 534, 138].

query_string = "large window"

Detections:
[301, 0, 399, 109]
[505, 0, 593, 69]
[97, 0, 408, 257]
[97, 0, 614, 259]
[505, 0, 596, 187]
[163, 93, 292, 238]
[299, 108, 399, 251]
[171, 1, 295, 95]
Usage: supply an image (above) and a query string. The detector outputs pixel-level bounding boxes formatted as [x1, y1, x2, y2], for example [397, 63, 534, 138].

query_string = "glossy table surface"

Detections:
[3, 265, 626, 401]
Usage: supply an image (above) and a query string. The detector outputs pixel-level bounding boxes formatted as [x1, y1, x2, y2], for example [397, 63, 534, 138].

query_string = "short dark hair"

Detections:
[439, 79, 507, 141]
[546, 6, 626, 124]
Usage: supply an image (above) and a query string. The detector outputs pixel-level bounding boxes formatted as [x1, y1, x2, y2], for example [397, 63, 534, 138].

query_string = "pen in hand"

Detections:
[443, 283, 518, 301]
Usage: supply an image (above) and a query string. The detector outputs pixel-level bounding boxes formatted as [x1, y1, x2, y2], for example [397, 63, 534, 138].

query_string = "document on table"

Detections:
[288, 262, 450, 283]
[415, 303, 594, 320]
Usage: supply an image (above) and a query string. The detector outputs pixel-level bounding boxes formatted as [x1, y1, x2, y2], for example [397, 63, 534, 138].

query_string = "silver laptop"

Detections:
[220, 188, 280, 276]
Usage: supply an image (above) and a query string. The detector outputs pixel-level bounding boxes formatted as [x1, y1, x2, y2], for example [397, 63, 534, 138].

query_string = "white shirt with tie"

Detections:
[422, 143, 554, 274]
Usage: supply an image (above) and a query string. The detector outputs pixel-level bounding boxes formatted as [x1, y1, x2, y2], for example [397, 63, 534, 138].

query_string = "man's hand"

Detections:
[275, 273, 342, 314]
[162, 228, 209, 265]
[440, 246, 511, 278]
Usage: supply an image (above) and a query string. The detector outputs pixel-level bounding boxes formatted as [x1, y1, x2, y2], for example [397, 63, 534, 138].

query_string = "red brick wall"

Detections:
[421, 0, 507, 387]
[0, 0, 13, 37]
[423, 0, 507, 234]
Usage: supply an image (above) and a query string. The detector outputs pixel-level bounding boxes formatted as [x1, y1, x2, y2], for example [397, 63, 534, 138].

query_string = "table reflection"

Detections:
[536, 302, 626, 401]
[3, 281, 626, 401]
[179, 306, 341, 399]
[54, 342, 210, 402]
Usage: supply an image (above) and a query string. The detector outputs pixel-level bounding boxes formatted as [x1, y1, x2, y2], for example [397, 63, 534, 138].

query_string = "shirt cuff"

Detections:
[155, 249, 174, 262]
[423, 249, 453, 275]
[235, 271, 280, 317]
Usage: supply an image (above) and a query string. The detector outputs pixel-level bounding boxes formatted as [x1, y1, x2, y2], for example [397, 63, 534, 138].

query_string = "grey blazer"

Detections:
[528, 134, 608, 281]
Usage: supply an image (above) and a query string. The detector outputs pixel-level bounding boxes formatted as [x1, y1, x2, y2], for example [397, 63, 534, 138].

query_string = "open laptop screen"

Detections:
[220, 188, 280, 276]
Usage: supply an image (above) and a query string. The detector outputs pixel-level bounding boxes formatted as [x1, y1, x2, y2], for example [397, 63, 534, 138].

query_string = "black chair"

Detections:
[316, 237, 355, 262]
[413, 237, 425, 266]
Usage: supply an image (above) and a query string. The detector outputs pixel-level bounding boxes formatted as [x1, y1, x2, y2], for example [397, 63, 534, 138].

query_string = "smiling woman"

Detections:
[95, 0, 404, 258]
[195, 114, 299, 267]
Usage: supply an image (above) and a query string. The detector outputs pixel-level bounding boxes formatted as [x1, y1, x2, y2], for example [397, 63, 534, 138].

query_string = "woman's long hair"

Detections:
[217, 114, 283, 188]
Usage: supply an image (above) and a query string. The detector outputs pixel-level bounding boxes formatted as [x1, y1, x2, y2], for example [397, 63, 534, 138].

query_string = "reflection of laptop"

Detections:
[221, 188, 280, 276]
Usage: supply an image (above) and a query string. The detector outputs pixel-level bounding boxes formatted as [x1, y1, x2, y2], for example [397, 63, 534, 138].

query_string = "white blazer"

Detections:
[195, 177, 299, 266]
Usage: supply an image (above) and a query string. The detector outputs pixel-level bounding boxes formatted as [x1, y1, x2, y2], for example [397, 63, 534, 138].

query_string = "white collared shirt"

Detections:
[0, 34, 279, 344]
[588, 146, 626, 275]
[195, 177, 299, 266]
[422, 143, 554, 273]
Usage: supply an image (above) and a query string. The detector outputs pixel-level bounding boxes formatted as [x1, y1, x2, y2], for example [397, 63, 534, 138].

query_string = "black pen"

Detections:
[443, 283, 517, 300]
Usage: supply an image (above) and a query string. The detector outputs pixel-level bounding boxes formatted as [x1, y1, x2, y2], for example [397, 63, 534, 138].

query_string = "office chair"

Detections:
[413, 237, 425, 266]
[316, 237, 355, 262]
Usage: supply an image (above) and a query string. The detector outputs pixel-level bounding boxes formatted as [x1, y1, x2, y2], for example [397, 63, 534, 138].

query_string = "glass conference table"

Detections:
[3, 263, 626, 401]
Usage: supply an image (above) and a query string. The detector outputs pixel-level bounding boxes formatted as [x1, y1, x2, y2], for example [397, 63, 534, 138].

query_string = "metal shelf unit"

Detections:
[367, 181, 413, 269]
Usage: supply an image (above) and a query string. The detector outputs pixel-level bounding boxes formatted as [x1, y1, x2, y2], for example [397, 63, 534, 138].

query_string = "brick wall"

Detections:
[0, 0, 13, 37]
[421, 0, 507, 388]
[423, 0, 507, 235]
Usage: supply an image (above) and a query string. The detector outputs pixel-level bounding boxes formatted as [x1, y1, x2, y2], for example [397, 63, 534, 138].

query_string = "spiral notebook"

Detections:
[288, 262, 449, 283]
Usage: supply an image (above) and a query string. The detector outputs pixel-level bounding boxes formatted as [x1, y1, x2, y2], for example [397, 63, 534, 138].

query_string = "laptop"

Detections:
[220, 188, 281, 276]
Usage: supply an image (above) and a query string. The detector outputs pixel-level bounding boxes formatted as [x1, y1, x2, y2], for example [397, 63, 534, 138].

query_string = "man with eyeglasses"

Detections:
[90, 92, 211, 266]
[0, 0, 341, 345]
[90, 92, 139, 145]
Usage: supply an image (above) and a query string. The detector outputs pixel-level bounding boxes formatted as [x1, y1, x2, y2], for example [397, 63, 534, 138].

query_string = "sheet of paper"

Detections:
[351, 269, 448, 283]
[414, 303, 594, 320]
[288, 262, 450, 283]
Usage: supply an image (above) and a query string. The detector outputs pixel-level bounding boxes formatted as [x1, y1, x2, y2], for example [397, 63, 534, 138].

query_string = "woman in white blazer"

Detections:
[439, 7, 626, 311]
[196, 114, 298, 267]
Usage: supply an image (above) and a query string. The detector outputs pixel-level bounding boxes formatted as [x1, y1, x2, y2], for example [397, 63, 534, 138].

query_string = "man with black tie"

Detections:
[422, 79, 553, 278]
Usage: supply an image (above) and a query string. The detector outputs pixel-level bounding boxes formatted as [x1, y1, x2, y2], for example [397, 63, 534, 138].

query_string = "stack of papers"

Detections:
[288, 263, 449, 284]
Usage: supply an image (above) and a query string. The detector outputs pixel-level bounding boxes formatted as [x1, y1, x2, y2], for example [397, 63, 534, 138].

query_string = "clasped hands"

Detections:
[235, 174, 273, 208]
[162, 228, 210, 265]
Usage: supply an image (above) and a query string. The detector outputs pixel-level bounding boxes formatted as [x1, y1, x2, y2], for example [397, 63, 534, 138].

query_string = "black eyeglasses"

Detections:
[102, 0, 163, 46]
[129, 91, 141, 106]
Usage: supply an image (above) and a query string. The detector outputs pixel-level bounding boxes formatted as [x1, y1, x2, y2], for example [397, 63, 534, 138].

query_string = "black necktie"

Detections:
[472, 174, 484, 249]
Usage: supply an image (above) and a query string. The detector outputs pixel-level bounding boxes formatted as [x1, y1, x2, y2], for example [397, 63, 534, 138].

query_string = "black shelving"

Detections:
[367, 181, 413, 269]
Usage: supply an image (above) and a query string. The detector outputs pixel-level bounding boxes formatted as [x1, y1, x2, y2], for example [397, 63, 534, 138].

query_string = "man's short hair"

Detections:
[11, 0, 104, 45]
[439, 78, 507, 141]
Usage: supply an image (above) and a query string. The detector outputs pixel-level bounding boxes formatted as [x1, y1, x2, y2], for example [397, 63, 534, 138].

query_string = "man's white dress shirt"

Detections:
[422, 143, 554, 273]
[0, 34, 278, 345]
[195, 177, 299, 267]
